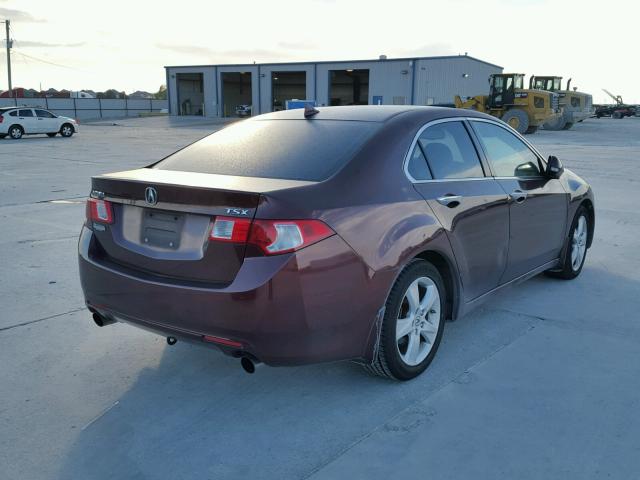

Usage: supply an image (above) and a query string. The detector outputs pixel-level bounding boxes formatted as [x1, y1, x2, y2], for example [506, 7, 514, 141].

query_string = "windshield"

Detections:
[153, 119, 380, 182]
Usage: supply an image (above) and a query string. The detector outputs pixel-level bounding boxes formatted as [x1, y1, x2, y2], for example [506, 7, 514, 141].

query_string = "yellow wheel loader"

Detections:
[454, 73, 562, 134]
[530, 76, 594, 130]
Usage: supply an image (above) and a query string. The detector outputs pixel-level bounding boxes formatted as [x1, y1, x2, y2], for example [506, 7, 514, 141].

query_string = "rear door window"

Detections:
[154, 119, 380, 181]
[19, 109, 34, 117]
[418, 121, 484, 179]
[35, 109, 56, 118]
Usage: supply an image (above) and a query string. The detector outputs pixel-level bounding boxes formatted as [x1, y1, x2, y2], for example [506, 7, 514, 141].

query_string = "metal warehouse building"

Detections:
[165, 54, 502, 118]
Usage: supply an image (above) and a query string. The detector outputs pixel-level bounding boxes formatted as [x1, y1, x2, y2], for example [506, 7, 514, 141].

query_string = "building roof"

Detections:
[164, 54, 502, 70]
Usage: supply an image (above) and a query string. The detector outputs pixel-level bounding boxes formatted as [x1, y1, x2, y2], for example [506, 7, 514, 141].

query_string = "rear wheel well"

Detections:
[580, 199, 595, 247]
[414, 251, 456, 320]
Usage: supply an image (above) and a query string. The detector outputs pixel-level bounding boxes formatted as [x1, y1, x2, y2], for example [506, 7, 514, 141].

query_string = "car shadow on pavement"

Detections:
[55, 265, 640, 480]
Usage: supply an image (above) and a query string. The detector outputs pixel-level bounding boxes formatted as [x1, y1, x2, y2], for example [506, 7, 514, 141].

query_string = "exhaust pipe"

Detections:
[240, 356, 262, 374]
[92, 312, 116, 327]
[167, 336, 178, 346]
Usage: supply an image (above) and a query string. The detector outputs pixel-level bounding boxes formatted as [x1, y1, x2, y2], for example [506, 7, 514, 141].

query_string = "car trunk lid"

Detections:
[88, 168, 314, 285]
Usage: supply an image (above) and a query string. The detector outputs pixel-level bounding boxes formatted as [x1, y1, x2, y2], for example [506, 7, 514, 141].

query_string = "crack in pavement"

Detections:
[490, 306, 640, 341]
[302, 318, 539, 480]
[16, 235, 79, 245]
[0, 307, 85, 333]
[0, 195, 87, 209]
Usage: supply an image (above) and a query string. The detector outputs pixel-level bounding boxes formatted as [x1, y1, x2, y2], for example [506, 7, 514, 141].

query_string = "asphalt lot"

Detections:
[1, 115, 639, 480]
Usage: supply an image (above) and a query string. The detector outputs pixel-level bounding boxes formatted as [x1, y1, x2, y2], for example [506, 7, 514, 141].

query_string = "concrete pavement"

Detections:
[1, 117, 638, 479]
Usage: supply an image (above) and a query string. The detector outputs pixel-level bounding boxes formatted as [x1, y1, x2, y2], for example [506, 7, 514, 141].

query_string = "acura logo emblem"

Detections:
[145, 187, 158, 205]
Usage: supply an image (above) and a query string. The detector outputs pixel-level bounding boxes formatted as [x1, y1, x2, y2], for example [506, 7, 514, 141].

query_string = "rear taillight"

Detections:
[210, 216, 251, 242]
[249, 220, 334, 254]
[0, 115, 3, 124]
[209, 217, 334, 255]
[86, 198, 114, 224]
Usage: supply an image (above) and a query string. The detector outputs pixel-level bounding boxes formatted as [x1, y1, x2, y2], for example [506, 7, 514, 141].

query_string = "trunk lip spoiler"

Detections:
[93, 168, 317, 194]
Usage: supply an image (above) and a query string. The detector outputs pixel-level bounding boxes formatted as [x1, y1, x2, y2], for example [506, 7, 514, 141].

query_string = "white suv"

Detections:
[0, 107, 79, 139]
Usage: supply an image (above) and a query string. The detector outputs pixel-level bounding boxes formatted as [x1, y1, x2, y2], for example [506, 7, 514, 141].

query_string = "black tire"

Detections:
[543, 115, 567, 131]
[546, 206, 590, 280]
[364, 260, 446, 381]
[525, 126, 538, 134]
[612, 111, 623, 119]
[60, 123, 74, 137]
[562, 122, 574, 130]
[47, 133, 57, 137]
[501, 109, 529, 134]
[8, 125, 23, 139]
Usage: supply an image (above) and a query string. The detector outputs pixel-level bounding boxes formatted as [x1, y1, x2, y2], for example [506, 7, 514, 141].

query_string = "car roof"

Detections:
[252, 105, 489, 123]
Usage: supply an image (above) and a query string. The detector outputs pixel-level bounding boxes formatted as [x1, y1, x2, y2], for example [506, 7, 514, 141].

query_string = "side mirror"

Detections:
[546, 155, 564, 179]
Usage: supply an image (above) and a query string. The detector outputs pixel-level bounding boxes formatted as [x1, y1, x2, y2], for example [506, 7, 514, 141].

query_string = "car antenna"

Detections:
[304, 104, 320, 118]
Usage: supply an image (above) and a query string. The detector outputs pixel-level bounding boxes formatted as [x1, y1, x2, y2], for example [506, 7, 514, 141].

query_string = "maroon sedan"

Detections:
[79, 106, 594, 380]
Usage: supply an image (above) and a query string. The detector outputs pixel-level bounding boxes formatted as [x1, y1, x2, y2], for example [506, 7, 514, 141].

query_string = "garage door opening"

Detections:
[329, 69, 369, 106]
[221, 72, 253, 117]
[272, 71, 307, 111]
[176, 73, 204, 116]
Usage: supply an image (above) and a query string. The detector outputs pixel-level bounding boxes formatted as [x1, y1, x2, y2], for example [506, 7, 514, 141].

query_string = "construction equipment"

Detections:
[530, 76, 594, 130]
[595, 89, 637, 119]
[454, 73, 561, 134]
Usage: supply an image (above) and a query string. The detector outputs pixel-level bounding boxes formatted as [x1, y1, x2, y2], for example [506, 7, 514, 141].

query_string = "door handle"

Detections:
[436, 194, 462, 207]
[509, 189, 527, 204]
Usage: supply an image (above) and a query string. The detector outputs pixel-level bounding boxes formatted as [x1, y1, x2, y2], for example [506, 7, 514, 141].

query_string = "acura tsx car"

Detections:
[78, 106, 594, 380]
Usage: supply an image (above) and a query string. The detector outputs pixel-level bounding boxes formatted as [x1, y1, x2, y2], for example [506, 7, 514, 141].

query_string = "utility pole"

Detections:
[3, 19, 12, 98]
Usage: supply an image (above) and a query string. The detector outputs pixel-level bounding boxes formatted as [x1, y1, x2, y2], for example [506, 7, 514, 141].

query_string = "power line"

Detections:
[12, 49, 85, 72]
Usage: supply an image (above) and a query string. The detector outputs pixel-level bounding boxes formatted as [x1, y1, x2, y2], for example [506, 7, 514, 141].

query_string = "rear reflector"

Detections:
[203, 335, 243, 348]
[210, 216, 251, 243]
[86, 198, 114, 224]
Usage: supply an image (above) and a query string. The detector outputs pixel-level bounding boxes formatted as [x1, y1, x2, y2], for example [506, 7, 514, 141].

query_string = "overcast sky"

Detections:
[0, 0, 636, 103]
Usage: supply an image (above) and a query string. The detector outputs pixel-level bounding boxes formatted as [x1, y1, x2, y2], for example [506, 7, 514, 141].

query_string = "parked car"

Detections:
[0, 107, 78, 139]
[235, 104, 252, 117]
[78, 106, 595, 380]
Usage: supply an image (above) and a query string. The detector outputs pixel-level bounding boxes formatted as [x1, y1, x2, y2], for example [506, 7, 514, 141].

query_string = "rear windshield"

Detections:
[153, 119, 379, 181]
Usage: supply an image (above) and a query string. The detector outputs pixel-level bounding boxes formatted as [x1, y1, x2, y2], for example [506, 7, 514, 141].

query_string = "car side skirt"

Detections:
[458, 258, 560, 318]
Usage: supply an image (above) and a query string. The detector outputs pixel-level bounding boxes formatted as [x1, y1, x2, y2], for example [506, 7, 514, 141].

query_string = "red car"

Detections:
[79, 106, 594, 380]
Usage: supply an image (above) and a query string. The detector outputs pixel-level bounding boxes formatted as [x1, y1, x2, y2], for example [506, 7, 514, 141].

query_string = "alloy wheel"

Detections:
[571, 215, 587, 271]
[395, 276, 441, 366]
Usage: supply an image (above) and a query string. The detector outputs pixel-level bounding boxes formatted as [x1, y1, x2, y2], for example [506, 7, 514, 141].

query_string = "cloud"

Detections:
[0, 7, 45, 22]
[156, 43, 292, 63]
[277, 41, 317, 51]
[395, 43, 456, 57]
[12, 40, 86, 48]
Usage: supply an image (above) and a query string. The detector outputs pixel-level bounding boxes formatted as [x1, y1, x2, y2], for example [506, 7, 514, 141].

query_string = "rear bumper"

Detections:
[78, 227, 391, 366]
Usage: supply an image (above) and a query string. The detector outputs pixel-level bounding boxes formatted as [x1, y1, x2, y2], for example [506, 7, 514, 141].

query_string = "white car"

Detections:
[0, 107, 79, 140]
